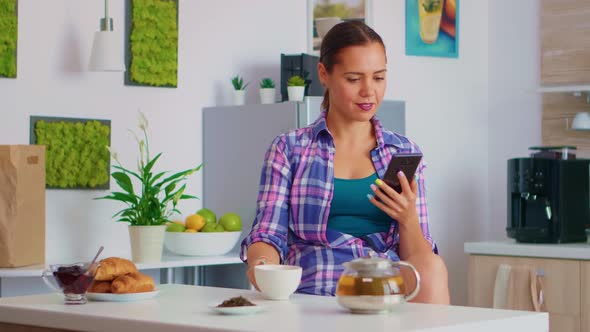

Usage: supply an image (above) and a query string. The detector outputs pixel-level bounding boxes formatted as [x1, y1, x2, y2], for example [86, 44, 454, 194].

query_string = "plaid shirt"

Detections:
[240, 112, 436, 296]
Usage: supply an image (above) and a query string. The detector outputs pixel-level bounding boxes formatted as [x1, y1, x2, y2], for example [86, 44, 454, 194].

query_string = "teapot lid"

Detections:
[346, 256, 392, 272]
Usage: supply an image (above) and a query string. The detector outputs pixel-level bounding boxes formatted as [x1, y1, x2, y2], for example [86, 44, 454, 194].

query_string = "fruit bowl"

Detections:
[164, 231, 242, 256]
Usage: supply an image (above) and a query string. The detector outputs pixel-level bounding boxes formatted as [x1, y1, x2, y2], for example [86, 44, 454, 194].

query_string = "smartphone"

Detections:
[382, 153, 423, 193]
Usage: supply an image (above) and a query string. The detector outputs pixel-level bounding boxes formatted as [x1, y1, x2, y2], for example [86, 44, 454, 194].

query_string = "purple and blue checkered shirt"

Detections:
[240, 111, 436, 296]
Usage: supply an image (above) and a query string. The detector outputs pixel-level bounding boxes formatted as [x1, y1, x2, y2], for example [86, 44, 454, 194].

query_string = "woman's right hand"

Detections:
[246, 257, 268, 291]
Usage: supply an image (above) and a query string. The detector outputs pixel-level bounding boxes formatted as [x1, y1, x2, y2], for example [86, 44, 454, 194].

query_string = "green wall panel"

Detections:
[0, 0, 17, 78]
[125, 0, 178, 87]
[30, 116, 111, 190]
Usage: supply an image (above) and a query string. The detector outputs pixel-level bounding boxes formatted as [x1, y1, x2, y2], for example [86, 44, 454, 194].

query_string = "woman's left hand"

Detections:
[368, 171, 418, 226]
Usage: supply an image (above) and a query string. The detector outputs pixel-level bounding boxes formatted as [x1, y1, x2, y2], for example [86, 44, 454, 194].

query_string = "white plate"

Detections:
[209, 303, 263, 315]
[87, 290, 160, 302]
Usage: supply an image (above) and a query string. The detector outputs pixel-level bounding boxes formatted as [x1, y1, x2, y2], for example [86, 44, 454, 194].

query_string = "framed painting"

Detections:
[307, 0, 373, 54]
[405, 0, 459, 58]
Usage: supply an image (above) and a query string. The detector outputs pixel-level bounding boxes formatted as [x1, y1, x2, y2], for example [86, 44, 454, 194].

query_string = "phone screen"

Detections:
[382, 153, 423, 193]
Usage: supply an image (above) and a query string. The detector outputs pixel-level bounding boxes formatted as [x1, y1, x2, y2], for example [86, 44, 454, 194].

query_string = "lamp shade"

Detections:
[571, 111, 590, 131]
[88, 31, 125, 72]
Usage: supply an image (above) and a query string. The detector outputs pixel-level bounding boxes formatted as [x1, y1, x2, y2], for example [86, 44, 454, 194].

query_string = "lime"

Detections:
[166, 223, 186, 232]
[196, 208, 217, 224]
[219, 212, 242, 232]
[201, 223, 218, 233]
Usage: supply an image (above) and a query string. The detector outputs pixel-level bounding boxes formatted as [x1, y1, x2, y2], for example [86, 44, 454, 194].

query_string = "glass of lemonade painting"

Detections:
[406, 0, 459, 58]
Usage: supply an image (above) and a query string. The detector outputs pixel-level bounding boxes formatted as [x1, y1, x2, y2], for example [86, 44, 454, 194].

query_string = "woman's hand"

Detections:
[246, 256, 269, 291]
[368, 171, 418, 225]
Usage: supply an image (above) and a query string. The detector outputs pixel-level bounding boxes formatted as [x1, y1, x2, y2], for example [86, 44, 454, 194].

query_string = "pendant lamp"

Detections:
[89, 0, 125, 72]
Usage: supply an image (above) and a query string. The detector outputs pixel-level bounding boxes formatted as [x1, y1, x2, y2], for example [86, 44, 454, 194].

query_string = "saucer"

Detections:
[209, 303, 263, 315]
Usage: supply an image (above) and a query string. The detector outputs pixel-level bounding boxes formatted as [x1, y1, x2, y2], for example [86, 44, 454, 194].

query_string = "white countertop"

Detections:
[464, 240, 590, 260]
[0, 284, 548, 332]
[0, 251, 242, 278]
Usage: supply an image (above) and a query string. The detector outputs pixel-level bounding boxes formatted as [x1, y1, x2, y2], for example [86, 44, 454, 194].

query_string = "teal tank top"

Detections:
[327, 173, 391, 237]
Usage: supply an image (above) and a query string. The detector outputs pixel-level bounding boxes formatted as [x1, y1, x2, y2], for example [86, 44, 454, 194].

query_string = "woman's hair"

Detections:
[319, 21, 385, 111]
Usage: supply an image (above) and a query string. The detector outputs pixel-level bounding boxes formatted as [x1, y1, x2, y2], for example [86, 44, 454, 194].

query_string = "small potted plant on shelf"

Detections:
[287, 75, 306, 102]
[231, 75, 249, 106]
[259, 77, 276, 104]
[97, 111, 202, 263]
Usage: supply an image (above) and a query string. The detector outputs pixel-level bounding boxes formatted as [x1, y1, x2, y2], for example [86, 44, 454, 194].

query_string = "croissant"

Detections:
[111, 272, 155, 294]
[94, 257, 138, 281]
[88, 280, 112, 293]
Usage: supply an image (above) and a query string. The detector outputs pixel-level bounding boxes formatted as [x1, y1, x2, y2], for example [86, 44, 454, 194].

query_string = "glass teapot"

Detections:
[335, 254, 421, 314]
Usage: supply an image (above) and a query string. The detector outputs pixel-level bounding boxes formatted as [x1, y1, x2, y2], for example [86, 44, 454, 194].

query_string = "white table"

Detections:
[0, 284, 548, 332]
[0, 252, 243, 297]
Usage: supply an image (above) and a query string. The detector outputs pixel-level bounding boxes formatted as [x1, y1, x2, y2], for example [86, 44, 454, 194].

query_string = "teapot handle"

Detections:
[395, 261, 421, 302]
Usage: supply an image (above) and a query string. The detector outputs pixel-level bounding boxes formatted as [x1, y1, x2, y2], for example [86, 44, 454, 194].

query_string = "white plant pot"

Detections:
[259, 88, 276, 104]
[233, 90, 246, 106]
[287, 86, 305, 102]
[128, 225, 166, 263]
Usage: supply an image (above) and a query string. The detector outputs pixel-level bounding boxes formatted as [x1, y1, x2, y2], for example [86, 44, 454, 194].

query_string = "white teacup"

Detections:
[255, 264, 302, 300]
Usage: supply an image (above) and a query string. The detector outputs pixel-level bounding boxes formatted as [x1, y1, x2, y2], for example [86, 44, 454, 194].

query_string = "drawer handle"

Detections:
[531, 269, 546, 312]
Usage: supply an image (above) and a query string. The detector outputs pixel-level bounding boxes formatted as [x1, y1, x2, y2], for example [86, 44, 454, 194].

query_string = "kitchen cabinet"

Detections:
[465, 241, 590, 332]
[541, 0, 590, 85]
[583, 262, 590, 332]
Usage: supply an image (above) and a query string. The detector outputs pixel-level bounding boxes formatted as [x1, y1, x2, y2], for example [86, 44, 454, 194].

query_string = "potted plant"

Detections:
[287, 75, 306, 102]
[259, 78, 276, 104]
[231, 75, 249, 106]
[97, 111, 202, 263]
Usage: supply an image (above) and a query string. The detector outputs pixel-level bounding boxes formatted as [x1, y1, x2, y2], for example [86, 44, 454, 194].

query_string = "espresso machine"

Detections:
[507, 146, 590, 243]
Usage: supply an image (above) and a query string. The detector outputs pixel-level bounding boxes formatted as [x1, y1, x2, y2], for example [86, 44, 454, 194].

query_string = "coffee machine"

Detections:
[507, 146, 589, 243]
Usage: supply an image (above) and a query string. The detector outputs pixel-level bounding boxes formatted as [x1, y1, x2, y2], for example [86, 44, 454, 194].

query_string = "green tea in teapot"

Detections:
[336, 275, 405, 296]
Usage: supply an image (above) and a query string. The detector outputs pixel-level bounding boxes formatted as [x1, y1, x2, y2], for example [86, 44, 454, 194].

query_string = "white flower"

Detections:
[106, 146, 120, 163]
[139, 140, 146, 164]
[138, 110, 148, 130]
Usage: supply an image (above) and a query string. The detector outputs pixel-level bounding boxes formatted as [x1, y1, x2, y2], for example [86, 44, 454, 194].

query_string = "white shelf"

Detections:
[0, 251, 242, 278]
[538, 84, 590, 93]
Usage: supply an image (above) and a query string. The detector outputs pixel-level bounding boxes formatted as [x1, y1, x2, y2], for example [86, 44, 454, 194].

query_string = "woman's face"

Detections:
[319, 42, 387, 121]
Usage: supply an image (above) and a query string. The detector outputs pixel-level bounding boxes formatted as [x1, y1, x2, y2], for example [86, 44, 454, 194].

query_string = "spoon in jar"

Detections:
[86, 246, 104, 276]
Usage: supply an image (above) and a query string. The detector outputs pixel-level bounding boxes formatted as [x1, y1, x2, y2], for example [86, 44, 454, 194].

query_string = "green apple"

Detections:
[215, 224, 225, 232]
[196, 208, 217, 224]
[218, 212, 242, 232]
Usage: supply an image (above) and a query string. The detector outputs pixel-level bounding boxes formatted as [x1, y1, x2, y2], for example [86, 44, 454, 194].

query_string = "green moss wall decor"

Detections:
[125, 0, 178, 88]
[0, 0, 17, 78]
[30, 116, 111, 190]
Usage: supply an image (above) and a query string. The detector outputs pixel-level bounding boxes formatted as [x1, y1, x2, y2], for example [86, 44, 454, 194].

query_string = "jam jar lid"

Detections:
[347, 256, 392, 273]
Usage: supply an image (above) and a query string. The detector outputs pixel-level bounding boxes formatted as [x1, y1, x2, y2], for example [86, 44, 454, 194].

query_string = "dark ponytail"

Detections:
[319, 21, 385, 112]
[322, 90, 330, 111]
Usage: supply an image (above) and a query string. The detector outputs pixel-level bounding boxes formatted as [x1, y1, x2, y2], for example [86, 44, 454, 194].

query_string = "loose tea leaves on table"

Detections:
[217, 296, 256, 307]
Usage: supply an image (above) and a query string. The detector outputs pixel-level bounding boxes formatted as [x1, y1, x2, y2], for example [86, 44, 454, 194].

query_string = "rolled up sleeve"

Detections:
[415, 161, 438, 254]
[240, 135, 292, 263]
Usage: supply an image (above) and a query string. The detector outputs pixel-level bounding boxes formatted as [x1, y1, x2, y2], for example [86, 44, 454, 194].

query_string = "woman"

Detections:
[240, 21, 450, 304]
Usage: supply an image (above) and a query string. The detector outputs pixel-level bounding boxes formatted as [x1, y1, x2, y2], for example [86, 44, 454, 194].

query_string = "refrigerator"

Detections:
[199, 97, 405, 289]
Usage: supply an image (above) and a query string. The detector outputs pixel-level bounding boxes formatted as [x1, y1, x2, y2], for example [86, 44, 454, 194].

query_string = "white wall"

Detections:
[0, 0, 306, 264]
[0, 0, 541, 305]
[373, 0, 489, 305]
[488, 0, 542, 241]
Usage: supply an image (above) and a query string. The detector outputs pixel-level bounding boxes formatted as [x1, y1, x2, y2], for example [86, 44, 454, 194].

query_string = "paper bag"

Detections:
[0, 145, 46, 267]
